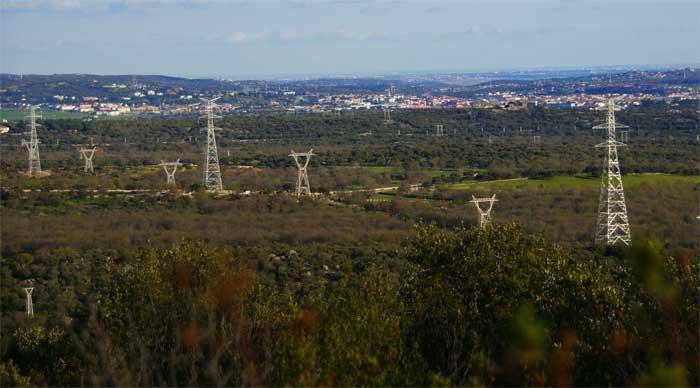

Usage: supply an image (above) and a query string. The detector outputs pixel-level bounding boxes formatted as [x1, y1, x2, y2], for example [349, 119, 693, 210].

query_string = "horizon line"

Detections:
[2, 63, 698, 81]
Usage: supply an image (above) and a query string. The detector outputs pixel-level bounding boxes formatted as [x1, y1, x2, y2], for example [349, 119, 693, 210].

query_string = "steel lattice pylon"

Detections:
[23, 287, 34, 317]
[160, 159, 183, 185]
[289, 149, 314, 196]
[594, 99, 631, 246]
[201, 98, 223, 191]
[21, 106, 42, 175]
[383, 109, 393, 124]
[79, 147, 97, 173]
[436, 124, 444, 136]
[470, 194, 498, 228]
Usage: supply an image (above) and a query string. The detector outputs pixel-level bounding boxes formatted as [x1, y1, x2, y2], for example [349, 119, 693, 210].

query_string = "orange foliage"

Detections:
[179, 324, 205, 349]
[207, 268, 255, 315]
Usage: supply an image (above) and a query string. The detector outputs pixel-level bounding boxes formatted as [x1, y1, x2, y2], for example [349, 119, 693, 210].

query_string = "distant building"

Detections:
[504, 100, 528, 111]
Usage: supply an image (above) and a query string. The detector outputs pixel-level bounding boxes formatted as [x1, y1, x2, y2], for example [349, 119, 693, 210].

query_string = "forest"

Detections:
[0, 104, 698, 386]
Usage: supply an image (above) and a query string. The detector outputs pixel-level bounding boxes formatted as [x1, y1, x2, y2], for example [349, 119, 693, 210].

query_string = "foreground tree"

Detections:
[404, 224, 698, 386]
[2, 226, 696, 386]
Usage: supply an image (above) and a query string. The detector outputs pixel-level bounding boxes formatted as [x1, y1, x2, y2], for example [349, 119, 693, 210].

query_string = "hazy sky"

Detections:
[1, 0, 699, 77]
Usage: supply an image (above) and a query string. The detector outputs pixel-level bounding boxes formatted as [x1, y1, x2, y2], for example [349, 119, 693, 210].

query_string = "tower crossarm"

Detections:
[200, 97, 222, 118]
[288, 151, 314, 157]
[593, 123, 629, 130]
[159, 159, 183, 167]
[200, 97, 221, 104]
[595, 140, 626, 148]
[288, 150, 302, 169]
[202, 113, 223, 120]
[79, 147, 97, 158]
[25, 105, 42, 124]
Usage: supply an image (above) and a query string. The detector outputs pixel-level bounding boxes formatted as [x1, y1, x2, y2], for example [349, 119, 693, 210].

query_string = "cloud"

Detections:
[279, 29, 304, 41]
[336, 29, 385, 41]
[205, 29, 306, 45]
[0, 0, 40, 10]
[198, 27, 387, 46]
[425, 5, 446, 13]
[225, 31, 271, 45]
[0, 0, 216, 12]
[53, 0, 79, 9]
[0, 0, 80, 10]
[210, 28, 386, 45]
[117, 0, 214, 9]
[462, 25, 483, 35]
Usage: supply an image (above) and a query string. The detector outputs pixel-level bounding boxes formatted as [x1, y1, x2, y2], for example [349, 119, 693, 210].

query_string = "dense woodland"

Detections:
[1, 105, 698, 386]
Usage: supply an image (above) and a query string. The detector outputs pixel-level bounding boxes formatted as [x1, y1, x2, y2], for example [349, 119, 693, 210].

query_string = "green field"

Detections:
[364, 166, 399, 174]
[0, 108, 144, 121]
[446, 174, 699, 191]
[0, 108, 88, 121]
[369, 192, 444, 203]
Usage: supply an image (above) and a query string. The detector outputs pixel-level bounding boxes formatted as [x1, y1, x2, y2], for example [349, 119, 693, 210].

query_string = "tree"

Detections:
[404, 223, 629, 386]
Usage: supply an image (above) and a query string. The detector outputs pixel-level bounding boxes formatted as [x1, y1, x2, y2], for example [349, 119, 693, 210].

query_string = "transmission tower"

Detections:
[436, 124, 444, 136]
[201, 98, 223, 191]
[23, 287, 34, 317]
[533, 135, 541, 144]
[620, 130, 629, 143]
[160, 159, 183, 185]
[289, 149, 314, 196]
[383, 109, 393, 124]
[79, 147, 97, 173]
[471, 195, 498, 228]
[594, 99, 631, 245]
[21, 105, 42, 176]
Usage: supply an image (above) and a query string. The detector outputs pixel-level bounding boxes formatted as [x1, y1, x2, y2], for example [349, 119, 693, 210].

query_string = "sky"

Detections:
[1, 0, 699, 78]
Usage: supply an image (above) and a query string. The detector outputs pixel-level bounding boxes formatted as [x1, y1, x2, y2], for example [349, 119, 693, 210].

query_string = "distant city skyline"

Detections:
[2, 0, 699, 78]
